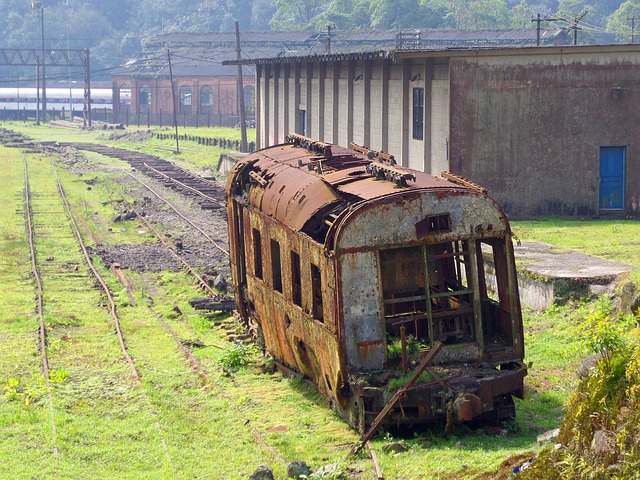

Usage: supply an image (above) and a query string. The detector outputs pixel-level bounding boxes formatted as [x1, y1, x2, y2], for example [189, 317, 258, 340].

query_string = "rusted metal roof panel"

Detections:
[238, 144, 341, 231]
[227, 137, 478, 234]
[332, 169, 452, 199]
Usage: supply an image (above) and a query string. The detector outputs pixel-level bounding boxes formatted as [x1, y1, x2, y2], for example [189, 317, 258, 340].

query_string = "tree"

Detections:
[607, 0, 640, 42]
[269, 0, 331, 30]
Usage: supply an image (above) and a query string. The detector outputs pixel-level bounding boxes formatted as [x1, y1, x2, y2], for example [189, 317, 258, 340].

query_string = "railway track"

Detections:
[3, 132, 381, 478]
[21, 150, 59, 462]
[22, 150, 178, 476]
[62, 143, 227, 210]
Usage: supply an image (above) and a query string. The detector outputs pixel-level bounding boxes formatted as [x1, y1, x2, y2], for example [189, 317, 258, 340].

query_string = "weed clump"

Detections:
[520, 298, 640, 479]
[219, 342, 256, 372]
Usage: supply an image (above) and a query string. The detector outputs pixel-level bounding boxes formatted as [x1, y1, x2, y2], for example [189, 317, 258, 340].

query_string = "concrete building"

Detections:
[232, 43, 640, 218]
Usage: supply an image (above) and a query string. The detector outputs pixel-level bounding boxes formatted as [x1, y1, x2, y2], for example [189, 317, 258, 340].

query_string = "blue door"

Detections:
[599, 147, 625, 211]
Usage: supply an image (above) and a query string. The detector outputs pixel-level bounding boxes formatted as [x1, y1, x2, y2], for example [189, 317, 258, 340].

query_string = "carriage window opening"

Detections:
[478, 239, 514, 349]
[379, 246, 428, 343]
[253, 229, 262, 279]
[291, 251, 302, 307]
[271, 239, 283, 293]
[426, 241, 475, 345]
[311, 263, 324, 322]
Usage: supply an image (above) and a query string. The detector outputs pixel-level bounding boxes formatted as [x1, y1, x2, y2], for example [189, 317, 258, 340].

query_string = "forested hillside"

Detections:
[0, 0, 639, 78]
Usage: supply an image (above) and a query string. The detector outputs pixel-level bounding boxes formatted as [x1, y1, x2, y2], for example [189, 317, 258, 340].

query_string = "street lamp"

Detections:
[32, 1, 46, 123]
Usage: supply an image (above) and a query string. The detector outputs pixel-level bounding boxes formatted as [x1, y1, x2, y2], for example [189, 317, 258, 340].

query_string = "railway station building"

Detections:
[231, 40, 640, 219]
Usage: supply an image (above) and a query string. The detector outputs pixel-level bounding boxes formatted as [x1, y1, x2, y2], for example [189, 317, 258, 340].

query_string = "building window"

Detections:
[311, 263, 323, 322]
[179, 85, 192, 113]
[298, 110, 307, 136]
[243, 85, 255, 115]
[119, 85, 131, 106]
[200, 86, 214, 112]
[271, 239, 282, 293]
[291, 251, 302, 307]
[412, 87, 424, 140]
[253, 228, 262, 279]
[139, 85, 151, 111]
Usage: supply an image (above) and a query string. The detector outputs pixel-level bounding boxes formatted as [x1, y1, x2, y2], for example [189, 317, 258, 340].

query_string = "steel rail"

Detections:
[47, 156, 178, 479]
[141, 161, 225, 207]
[21, 150, 59, 462]
[148, 306, 288, 466]
[124, 170, 230, 257]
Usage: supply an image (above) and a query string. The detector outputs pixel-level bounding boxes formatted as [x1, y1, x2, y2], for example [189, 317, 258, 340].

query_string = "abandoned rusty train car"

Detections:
[225, 134, 526, 432]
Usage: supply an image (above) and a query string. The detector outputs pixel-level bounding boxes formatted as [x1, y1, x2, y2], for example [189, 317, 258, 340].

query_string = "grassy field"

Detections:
[0, 121, 637, 479]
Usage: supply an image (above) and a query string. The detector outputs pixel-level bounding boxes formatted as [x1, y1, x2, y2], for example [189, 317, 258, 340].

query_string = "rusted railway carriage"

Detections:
[226, 134, 526, 432]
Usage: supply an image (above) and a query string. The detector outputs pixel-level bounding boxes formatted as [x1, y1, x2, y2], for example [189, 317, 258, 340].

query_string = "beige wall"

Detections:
[256, 57, 451, 174]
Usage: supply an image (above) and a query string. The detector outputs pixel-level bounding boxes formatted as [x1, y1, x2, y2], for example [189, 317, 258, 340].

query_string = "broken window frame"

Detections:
[252, 228, 262, 279]
[311, 263, 324, 322]
[271, 239, 283, 293]
[291, 250, 302, 307]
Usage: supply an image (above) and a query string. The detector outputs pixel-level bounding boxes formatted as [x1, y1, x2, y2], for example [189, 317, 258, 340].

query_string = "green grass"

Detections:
[512, 217, 640, 283]
[2, 121, 256, 176]
[0, 126, 635, 478]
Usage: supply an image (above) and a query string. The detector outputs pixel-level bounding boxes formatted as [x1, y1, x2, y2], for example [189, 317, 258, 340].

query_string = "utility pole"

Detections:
[32, 1, 47, 122]
[167, 49, 180, 154]
[531, 14, 561, 46]
[567, 10, 588, 46]
[327, 24, 333, 54]
[235, 21, 247, 153]
[629, 16, 638, 44]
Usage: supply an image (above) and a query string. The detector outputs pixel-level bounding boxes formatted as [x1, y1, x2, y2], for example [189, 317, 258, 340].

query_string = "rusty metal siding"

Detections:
[335, 191, 508, 251]
[449, 55, 640, 217]
[239, 205, 343, 396]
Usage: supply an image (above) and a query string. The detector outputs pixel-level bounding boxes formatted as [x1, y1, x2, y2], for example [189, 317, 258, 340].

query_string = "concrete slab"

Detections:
[514, 242, 630, 280]
[513, 242, 631, 310]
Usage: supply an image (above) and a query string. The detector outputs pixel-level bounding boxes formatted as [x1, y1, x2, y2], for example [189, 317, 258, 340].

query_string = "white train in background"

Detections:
[0, 87, 121, 119]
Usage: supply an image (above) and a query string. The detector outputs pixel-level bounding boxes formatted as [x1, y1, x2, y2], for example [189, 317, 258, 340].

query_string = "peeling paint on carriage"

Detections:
[226, 134, 526, 432]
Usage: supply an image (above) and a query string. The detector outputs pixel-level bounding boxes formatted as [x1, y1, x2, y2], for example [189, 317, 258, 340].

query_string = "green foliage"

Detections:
[302, 463, 347, 480]
[2, 374, 47, 409]
[607, 0, 640, 42]
[386, 334, 422, 360]
[386, 370, 432, 392]
[577, 298, 630, 360]
[219, 342, 256, 371]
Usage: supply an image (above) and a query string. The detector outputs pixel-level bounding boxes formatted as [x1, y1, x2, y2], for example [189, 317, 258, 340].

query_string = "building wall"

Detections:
[112, 75, 255, 127]
[449, 49, 640, 217]
[254, 46, 640, 218]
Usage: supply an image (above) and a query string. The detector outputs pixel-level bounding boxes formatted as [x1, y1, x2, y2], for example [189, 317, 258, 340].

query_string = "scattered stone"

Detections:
[286, 461, 312, 479]
[214, 273, 227, 290]
[578, 354, 603, 378]
[249, 465, 274, 480]
[591, 429, 612, 455]
[382, 442, 409, 454]
[536, 428, 560, 445]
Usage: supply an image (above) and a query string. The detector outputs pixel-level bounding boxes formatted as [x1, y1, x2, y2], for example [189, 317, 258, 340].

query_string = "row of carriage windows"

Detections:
[253, 229, 324, 323]
[117, 85, 255, 114]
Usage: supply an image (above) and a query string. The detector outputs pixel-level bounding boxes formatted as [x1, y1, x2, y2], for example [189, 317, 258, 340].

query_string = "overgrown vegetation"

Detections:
[520, 299, 640, 479]
[1, 124, 639, 478]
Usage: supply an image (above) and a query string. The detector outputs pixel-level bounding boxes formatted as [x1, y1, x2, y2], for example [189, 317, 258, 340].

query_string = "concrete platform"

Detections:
[513, 242, 630, 310]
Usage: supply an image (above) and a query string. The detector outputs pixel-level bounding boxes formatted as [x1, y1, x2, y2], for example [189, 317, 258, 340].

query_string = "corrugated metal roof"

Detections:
[114, 29, 569, 76]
